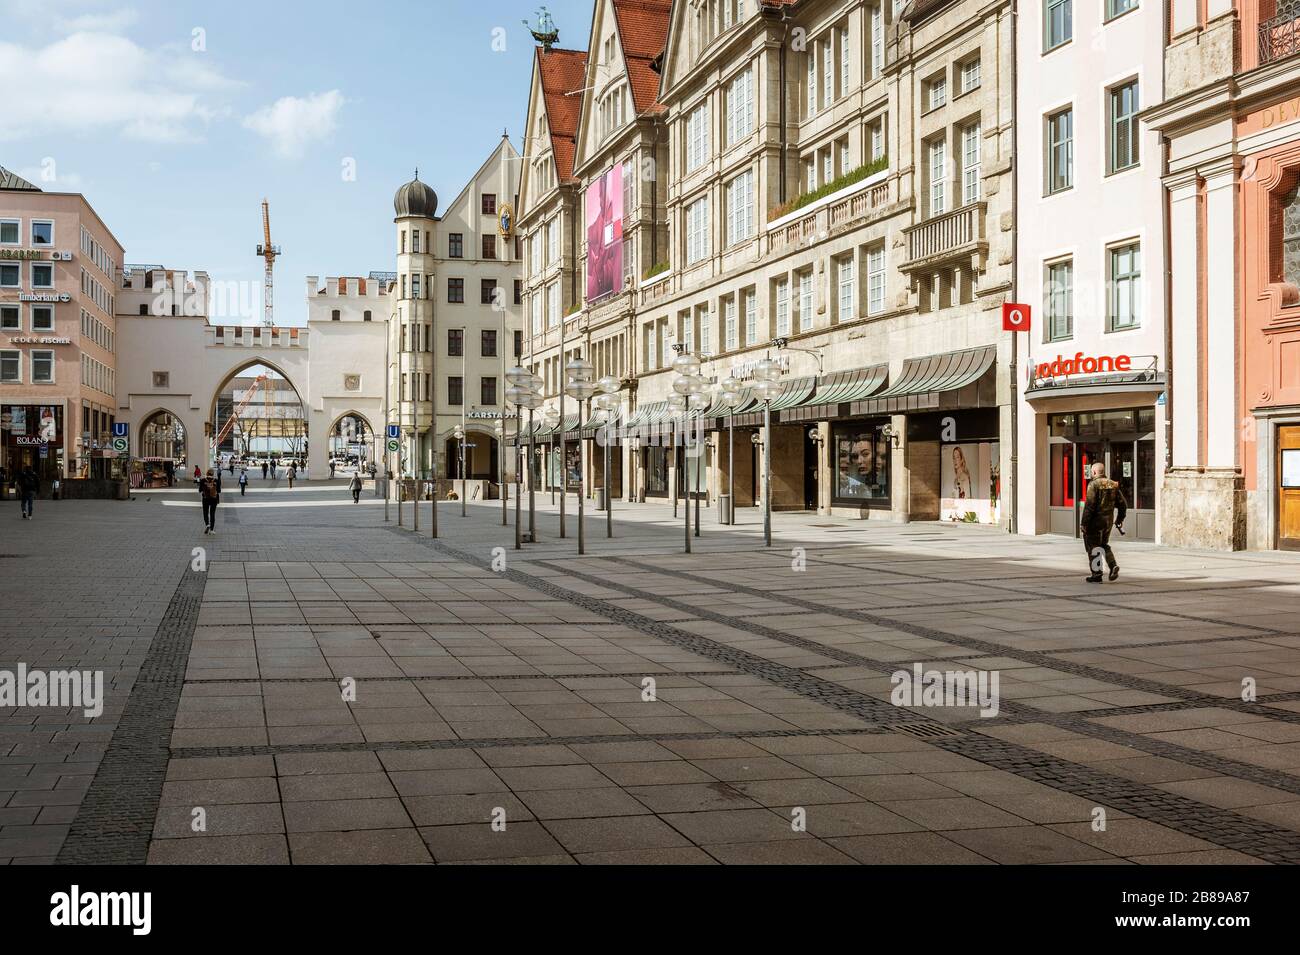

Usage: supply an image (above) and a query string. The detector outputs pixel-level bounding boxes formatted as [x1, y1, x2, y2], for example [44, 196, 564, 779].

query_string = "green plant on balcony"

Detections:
[642, 260, 670, 280]
[769, 155, 889, 221]
[565, 302, 581, 316]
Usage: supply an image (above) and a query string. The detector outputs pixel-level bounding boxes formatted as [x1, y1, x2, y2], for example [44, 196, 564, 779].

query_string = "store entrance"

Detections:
[803, 429, 819, 510]
[1048, 408, 1156, 541]
[1280, 426, 1300, 551]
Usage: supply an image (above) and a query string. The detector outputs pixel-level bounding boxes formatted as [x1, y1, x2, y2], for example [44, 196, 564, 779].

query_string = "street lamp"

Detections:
[453, 423, 466, 518]
[495, 418, 506, 527]
[564, 357, 596, 555]
[719, 375, 743, 525]
[594, 375, 622, 538]
[671, 352, 708, 552]
[752, 357, 784, 547]
[506, 365, 541, 549]
[543, 405, 561, 524]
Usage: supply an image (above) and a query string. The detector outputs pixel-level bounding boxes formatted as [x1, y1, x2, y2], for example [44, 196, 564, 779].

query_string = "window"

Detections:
[514, 329, 522, 357]
[411, 230, 420, 254]
[687, 102, 710, 171]
[0, 263, 19, 287]
[833, 423, 890, 505]
[1106, 0, 1137, 20]
[869, 118, 885, 161]
[448, 277, 464, 303]
[449, 233, 463, 258]
[837, 256, 855, 322]
[0, 350, 18, 382]
[870, 5, 884, 79]
[31, 220, 53, 246]
[745, 288, 757, 345]
[699, 304, 713, 355]
[530, 294, 541, 336]
[0, 219, 18, 244]
[482, 234, 496, 260]
[1108, 242, 1141, 331]
[1046, 107, 1074, 194]
[364, 310, 372, 322]
[822, 38, 833, 108]
[926, 74, 947, 112]
[514, 279, 522, 305]
[623, 159, 636, 220]
[840, 24, 850, 94]
[448, 328, 463, 356]
[482, 328, 498, 357]
[411, 274, 421, 299]
[726, 170, 754, 246]
[868, 247, 886, 315]
[726, 68, 754, 145]
[481, 194, 497, 215]
[1, 304, 18, 330]
[1284, 182, 1300, 288]
[928, 137, 947, 215]
[798, 272, 813, 332]
[1045, 259, 1074, 341]
[481, 377, 497, 405]
[546, 217, 559, 264]
[806, 45, 818, 117]
[481, 278, 497, 305]
[686, 197, 710, 264]
[1045, 0, 1072, 51]
[775, 278, 790, 336]
[448, 376, 463, 405]
[548, 282, 560, 328]
[960, 57, 981, 94]
[724, 297, 737, 350]
[962, 123, 981, 205]
[32, 350, 54, 383]
[1108, 80, 1140, 173]
[31, 305, 54, 331]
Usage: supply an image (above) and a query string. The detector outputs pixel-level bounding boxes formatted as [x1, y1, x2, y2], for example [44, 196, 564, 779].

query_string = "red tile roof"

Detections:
[537, 47, 588, 183]
[612, 0, 672, 114]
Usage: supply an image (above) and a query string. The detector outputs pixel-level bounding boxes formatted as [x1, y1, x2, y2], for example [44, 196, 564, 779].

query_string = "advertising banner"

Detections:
[941, 441, 1001, 524]
[585, 164, 624, 303]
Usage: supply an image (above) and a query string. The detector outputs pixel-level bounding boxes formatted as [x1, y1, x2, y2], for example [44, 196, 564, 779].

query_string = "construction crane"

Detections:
[214, 374, 271, 449]
[255, 199, 280, 328]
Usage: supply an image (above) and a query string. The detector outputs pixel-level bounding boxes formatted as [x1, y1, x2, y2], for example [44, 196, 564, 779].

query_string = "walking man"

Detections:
[1081, 461, 1127, 583]
[329, 460, 336, 480]
[288, 463, 296, 490]
[199, 468, 220, 535]
[239, 468, 248, 496]
[17, 467, 38, 520]
[348, 471, 363, 503]
[261, 461, 268, 480]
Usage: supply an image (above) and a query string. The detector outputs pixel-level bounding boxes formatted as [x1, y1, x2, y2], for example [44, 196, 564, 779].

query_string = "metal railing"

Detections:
[904, 202, 985, 265]
[1260, 12, 1300, 65]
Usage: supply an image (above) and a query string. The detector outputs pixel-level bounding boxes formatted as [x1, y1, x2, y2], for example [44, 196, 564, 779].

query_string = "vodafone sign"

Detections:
[1035, 353, 1133, 379]
[1002, 302, 1031, 332]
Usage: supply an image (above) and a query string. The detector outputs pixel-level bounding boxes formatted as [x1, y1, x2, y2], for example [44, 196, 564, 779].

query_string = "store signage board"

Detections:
[1034, 353, 1134, 379]
[1002, 303, 1031, 332]
[8, 336, 72, 345]
[18, 293, 71, 303]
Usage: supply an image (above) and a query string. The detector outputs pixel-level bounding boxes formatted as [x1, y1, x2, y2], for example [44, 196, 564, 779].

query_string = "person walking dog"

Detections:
[1081, 461, 1127, 583]
[199, 468, 221, 534]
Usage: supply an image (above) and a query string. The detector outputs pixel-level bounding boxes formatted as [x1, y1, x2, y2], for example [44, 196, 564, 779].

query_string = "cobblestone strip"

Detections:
[55, 567, 204, 865]
[171, 726, 893, 759]
[384, 528, 1300, 861]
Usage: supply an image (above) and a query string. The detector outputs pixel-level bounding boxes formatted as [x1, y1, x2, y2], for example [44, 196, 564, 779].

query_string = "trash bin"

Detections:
[718, 493, 733, 525]
[596, 487, 607, 510]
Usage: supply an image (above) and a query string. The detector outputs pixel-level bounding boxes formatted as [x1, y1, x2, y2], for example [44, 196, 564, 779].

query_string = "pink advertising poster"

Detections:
[585, 164, 624, 302]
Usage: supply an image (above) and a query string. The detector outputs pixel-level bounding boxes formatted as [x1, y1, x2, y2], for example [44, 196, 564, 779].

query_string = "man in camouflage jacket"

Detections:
[1080, 461, 1127, 583]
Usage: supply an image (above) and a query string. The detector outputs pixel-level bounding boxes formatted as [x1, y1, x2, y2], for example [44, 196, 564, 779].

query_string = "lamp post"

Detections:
[671, 351, 707, 552]
[594, 375, 622, 538]
[752, 357, 784, 547]
[506, 366, 541, 549]
[495, 418, 506, 526]
[667, 392, 687, 548]
[543, 406, 560, 533]
[719, 376, 743, 525]
[564, 357, 596, 555]
[453, 424, 466, 518]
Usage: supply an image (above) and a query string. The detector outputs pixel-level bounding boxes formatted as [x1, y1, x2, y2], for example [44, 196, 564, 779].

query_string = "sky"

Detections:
[0, 0, 596, 325]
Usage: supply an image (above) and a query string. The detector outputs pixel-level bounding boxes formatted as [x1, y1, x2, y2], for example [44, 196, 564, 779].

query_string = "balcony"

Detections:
[765, 174, 895, 256]
[901, 202, 988, 274]
[1259, 12, 1300, 66]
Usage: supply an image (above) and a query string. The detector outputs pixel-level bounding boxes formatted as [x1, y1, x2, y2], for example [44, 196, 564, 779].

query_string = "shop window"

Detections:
[644, 446, 669, 495]
[832, 423, 890, 506]
[1282, 180, 1300, 290]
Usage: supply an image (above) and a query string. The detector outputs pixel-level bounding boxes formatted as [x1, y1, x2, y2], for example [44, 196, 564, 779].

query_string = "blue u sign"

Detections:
[386, 424, 400, 439]
[113, 422, 129, 437]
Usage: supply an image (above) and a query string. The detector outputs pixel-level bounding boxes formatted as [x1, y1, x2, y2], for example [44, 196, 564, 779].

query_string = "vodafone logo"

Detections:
[1002, 302, 1030, 332]
[1035, 353, 1133, 379]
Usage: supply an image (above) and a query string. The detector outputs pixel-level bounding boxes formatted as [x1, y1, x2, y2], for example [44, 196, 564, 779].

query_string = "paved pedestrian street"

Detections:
[6, 479, 1300, 866]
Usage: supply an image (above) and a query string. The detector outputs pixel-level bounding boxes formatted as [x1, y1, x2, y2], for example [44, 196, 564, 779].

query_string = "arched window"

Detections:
[1283, 180, 1300, 289]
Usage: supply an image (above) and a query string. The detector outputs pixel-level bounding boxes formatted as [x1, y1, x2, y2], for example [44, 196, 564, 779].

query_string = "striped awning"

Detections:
[580, 410, 623, 438]
[781, 364, 889, 422]
[730, 376, 818, 427]
[534, 413, 580, 438]
[852, 345, 996, 416]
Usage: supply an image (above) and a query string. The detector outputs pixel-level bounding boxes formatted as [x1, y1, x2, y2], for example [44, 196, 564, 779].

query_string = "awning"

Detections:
[535, 413, 579, 438]
[580, 410, 623, 439]
[852, 345, 996, 416]
[729, 376, 818, 427]
[623, 400, 674, 440]
[782, 364, 889, 422]
[1025, 369, 1164, 401]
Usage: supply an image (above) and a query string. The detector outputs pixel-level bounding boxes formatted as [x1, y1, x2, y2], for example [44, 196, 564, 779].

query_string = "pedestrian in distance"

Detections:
[288, 463, 295, 490]
[261, 461, 268, 480]
[329, 460, 335, 480]
[17, 466, 39, 520]
[193, 464, 201, 483]
[199, 468, 220, 534]
[349, 472, 363, 503]
[239, 468, 248, 497]
[1081, 461, 1128, 583]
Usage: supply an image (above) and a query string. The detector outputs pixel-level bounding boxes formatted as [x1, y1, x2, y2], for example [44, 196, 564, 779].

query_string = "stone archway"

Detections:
[328, 410, 378, 475]
[209, 359, 308, 470]
[133, 408, 187, 488]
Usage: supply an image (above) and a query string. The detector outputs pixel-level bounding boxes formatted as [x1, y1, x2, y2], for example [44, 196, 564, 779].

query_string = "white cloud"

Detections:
[57, 9, 139, 33]
[0, 30, 240, 143]
[242, 91, 344, 159]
